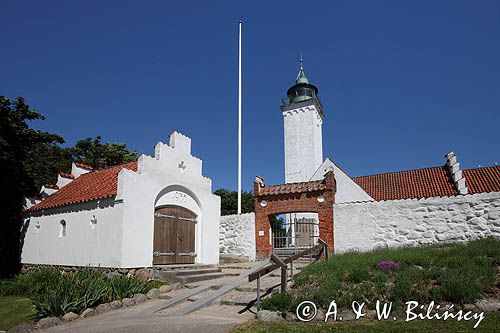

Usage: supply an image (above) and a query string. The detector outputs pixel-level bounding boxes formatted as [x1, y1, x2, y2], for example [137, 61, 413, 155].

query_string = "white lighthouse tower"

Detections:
[278, 59, 325, 250]
[281, 58, 324, 184]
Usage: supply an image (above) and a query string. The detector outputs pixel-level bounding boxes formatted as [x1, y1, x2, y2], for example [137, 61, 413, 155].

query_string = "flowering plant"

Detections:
[378, 260, 400, 273]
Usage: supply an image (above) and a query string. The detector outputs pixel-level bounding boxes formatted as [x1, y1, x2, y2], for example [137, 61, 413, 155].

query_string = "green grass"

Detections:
[262, 238, 500, 311]
[233, 312, 500, 333]
[0, 296, 34, 330]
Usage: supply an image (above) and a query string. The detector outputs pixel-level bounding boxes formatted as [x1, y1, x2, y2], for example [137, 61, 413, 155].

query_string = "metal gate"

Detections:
[272, 216, 319, 254]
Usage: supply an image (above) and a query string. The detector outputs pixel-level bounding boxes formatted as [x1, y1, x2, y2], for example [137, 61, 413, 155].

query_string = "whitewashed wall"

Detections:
[21, 198, 123, 267]
[283, 105, 323, 184]
[118, 132, 220, 267]
[22, 132, 220, 268]
[334, 192, 500, 253]
[219, 213, 255, 261]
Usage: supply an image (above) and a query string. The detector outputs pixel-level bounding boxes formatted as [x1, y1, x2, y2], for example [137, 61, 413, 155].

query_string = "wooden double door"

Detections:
[153, 206, 196, 265]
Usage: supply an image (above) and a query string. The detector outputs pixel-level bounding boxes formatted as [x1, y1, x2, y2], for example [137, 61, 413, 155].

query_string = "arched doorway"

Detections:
[153, 206, 197, 265]
[253, 170, 335, 260]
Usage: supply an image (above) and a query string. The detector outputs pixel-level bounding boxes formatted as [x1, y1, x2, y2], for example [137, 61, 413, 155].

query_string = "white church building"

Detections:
[22, 132, 221, 268]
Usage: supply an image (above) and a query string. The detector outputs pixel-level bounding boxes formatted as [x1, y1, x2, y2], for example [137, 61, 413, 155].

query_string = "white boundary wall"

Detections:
[219, 213, 255, 261]
[334, 192, 500, 253]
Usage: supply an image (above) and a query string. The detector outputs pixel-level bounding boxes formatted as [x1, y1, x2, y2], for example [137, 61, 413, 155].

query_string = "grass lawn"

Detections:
[0, 296, 34, 330]
[233, 312, 500, 333]
[261, 238, 500, 312]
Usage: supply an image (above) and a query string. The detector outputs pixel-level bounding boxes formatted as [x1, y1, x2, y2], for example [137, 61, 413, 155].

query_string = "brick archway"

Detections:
[253, 171, 335, 260]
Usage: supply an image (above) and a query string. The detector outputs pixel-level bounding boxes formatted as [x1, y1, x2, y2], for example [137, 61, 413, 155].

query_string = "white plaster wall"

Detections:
[56, 175, 73, 188]
[311, 158, 374, 203]
[334, 192, 500, 253]
[71, 163, 91, 178]
[219, 213, 256, 261]
[118, 132, 221, 267]
[283, 105, 323, 184]
[21, 198, 123, 267]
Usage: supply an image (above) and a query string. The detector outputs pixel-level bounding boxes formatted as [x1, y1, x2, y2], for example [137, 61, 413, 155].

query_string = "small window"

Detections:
[35, 222, 40, 234]
[90, 215, 97, 230]
[59, 220, 67, 238]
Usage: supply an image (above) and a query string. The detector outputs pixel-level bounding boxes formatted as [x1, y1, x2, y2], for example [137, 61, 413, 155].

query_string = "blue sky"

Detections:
[1, 1, 499, 191]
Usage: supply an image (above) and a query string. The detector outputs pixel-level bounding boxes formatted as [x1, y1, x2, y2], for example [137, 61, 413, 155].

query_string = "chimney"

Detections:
[254, 176, 265, 193]
[445, 151, 468, 195]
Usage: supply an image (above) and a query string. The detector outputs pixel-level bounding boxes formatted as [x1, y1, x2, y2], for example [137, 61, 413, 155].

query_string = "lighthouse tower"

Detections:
[281, 59, 324, 184]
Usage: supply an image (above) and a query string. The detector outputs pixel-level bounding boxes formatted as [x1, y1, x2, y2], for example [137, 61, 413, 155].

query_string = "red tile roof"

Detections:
[353, 165, 500, 201]
[353, 166, 458, 201]
[463, 166, 500, 194]
[43, 184, 59, 190]
[27, 159, 500, 212]
[28, 162, 137, 212]
[257, 180, 326, 197]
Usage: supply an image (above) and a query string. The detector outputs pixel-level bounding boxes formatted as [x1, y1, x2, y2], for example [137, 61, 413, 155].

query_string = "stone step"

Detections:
[155, 267, 223, 283]
[219, 291, 259, 307]
[154, 264, 218, 271]
[175, 272, 229, 284]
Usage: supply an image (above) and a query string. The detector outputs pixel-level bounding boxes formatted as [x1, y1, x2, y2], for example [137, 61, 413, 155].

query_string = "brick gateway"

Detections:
[253, 171, 335, 260]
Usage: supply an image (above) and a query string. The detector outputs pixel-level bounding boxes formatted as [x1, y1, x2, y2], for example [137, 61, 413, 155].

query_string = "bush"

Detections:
[109, 276, 150, 300]
[0, 267, 158, 318]
[261, 292, 294, 313]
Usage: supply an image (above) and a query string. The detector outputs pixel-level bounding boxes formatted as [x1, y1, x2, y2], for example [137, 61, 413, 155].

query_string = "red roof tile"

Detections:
[43, 184, 59, 190]
[353, 166, 457, 201]
[353, 165, 500, 201]
[257, 180, 326, 197]
[463, 166, 500, 194]
[59, 172, 75, 179]
[74, 162, 93, 171]
[29, 162, 137, 211]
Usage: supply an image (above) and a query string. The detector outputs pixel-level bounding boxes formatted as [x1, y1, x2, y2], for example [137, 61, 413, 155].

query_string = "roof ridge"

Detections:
[264, 179, 324, 187]
[93, 161, 137, 172]
[353, 165, 447, 179]
[463, 165, 500, 171]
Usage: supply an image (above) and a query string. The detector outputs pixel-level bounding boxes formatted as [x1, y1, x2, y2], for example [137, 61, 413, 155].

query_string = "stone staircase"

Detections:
[154, 265, 234, 285]
[145, 260, 309, 316]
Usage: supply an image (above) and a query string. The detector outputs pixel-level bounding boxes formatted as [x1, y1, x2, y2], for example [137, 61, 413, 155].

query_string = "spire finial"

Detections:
[295, 54, 309, 84]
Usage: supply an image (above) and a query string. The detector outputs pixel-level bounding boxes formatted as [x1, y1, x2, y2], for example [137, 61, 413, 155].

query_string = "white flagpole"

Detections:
[237, 20, 242, 215]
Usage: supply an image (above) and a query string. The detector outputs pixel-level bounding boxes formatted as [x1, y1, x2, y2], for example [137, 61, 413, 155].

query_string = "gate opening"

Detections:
[271, 213, 319, 256]
[253, 170, 335, 260]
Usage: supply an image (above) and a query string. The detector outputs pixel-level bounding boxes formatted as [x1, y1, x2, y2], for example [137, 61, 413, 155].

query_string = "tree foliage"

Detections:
[0, 96, 137, 277]
[0, 96, 64, 277]
[72, 136, 136, 169]
[214, 188, 254, 216]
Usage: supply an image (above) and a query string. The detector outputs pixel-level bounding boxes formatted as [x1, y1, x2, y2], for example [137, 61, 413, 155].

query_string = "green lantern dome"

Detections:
[286, 57, 319, 104]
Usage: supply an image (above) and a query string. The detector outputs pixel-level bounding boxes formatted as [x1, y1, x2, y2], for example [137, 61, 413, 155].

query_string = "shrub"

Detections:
[378, 261, 400, 273]
[260, 292, 293, 313]
[0, 267, 158, 318]
[109, 276, 150, 300]
[440, 273, 479, 304]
